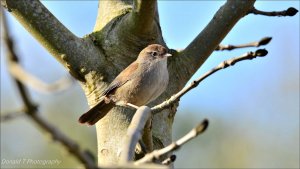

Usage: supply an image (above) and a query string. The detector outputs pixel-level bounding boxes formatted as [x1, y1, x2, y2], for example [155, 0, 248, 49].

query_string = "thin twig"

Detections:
[162, 155, 176, 165]
[0, 109, 25, 122]
[152, 49, 268, 114]
[249, 7, 298, 17]
[8, 62, 75, 94]
[1, 9, 97, 169]
[121, 106, 152, 163]
[215, 37, 272, 51]
[135, 119, 209, 164]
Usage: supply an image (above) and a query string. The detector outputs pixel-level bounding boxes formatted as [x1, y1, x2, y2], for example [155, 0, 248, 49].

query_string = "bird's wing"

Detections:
[102, 61, 139, 96]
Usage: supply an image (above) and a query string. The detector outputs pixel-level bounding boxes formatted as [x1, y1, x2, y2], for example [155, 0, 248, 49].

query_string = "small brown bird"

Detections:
[78, 44, 171, 125]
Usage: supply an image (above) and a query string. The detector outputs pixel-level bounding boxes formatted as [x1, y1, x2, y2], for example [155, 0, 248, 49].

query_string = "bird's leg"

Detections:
[107, 95, 137, 108]
[126, 103, 140, 109]
[115, 100, 139, 110]
[104, 96, 111, 104]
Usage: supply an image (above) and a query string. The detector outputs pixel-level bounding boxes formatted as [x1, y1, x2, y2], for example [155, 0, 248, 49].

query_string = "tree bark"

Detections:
[1, 0, 256, 166]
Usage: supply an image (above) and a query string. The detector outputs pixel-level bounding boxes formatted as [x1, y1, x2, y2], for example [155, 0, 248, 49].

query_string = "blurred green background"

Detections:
[1, 1, 299, 168]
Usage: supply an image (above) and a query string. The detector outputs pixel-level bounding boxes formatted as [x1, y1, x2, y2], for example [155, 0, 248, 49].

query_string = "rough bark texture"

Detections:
[1, 0, 256, 166]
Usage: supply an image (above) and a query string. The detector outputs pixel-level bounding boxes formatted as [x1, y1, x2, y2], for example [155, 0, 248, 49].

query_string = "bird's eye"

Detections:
[151, 51, 158, 57]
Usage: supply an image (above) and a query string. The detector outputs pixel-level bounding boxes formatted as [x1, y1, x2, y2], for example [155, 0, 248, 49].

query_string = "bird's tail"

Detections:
[78, 100, 114, 125]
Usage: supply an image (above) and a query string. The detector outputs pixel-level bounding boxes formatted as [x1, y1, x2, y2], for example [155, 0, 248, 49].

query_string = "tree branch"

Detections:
[152, 49, 268, 113]
[124, 103, 153, 155]
[8, 62, 75, 94]
[93, 0, 133, 32]
[215, 37, 272, 51]
[1, 109, 25, 122]
[249, 7, 298, 17]
[131, 0, 157, 35]
[1, 0, 104, 81]
[1, 10, 97, 169]
[176, 0, 255, 83]
[135, 119, 209, 165]
[121, 106, 151, 163]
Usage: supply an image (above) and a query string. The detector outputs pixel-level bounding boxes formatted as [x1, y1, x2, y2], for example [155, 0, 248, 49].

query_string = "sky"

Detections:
[1, 1, 299, 168]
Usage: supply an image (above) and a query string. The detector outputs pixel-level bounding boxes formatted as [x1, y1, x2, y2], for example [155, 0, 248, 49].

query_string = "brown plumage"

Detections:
[78, 44, 171, 125]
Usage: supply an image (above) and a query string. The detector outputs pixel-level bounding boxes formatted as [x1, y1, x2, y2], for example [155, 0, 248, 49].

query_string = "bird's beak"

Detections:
[164, 53, 172, 57]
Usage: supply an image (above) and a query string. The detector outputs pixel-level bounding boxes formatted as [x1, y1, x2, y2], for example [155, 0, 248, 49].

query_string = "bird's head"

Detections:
[138, 44, 172, 63]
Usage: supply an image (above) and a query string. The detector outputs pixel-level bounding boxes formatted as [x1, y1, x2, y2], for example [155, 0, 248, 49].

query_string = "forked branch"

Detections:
[152, 49, 268, 113]
[135, 119, 209, 164]
[177, 0, 256, 83]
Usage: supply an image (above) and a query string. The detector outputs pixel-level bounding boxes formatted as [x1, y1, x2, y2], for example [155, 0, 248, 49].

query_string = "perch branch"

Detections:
[249, 7, 298, 17]
[1, 10, 97, 169]
[215, 37, 272, 51]
[121, 106, 152, 163]
[135, 119, 209, 165]
[8, 62, 75, 94]
[152, 49, 268, 113]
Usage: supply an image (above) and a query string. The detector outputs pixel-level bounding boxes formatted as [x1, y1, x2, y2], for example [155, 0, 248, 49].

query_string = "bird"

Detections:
[78, 44, 172, 125]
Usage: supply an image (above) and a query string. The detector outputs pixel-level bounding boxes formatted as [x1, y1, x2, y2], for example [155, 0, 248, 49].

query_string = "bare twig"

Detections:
[135, 119, 209, 165]
[162, 155, 176, 165]
[249, 7, 298, 17]
[215, 37, 272, 51]
[121, 106, 152, 163]
[152, 49, 268, 113]
[8, 62, 75, 94]
[0, 109, 25, 122]
[1, 10, 97, 169]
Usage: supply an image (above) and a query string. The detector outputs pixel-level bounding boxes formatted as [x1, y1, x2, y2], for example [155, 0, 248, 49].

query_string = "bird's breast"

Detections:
[114, 60, 169, 106]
